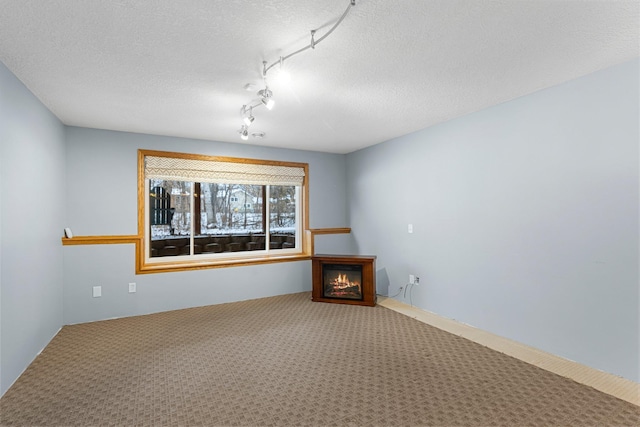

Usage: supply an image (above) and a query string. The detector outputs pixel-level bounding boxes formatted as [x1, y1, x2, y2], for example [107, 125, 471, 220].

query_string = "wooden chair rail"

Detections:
[61, 235, 141, 245]
[61, 228, 351, 273]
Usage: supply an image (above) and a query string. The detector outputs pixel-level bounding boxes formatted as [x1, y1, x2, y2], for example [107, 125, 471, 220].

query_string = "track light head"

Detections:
[262, 97, 275, 110]
[258, 88, 275, 110]
[242, 105, 255, 126]
[239, 125, 249, 140]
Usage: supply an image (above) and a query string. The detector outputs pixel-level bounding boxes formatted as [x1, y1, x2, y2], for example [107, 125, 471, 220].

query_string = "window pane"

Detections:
[196, 184, 265, 253]
[199, 184, 263, 234]
[149, 180, 192, 258]
[269, 185, 297, 250]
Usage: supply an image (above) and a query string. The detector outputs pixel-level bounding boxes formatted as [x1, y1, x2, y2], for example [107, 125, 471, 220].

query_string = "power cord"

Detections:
[383, 286, 404, 298]
[387, 276, 421, 303]
[404, 283, 414, 306]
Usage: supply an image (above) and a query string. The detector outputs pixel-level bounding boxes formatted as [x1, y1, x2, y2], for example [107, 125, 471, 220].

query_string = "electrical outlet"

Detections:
[408, 224, 413, 233]
[128, 282, 136, 293]
[409, 274, 415, 284]
[92, 286, 101, 298]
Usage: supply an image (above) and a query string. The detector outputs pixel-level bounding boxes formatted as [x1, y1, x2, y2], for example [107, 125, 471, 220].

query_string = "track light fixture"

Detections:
[237, 0, 356, 140]
[239, 125, 249, 140]
[258, 87, 275, 110]
[242, 105, 255, 126]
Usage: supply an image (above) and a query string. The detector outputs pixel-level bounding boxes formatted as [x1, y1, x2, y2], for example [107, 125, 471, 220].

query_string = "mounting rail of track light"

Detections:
[238, 0, 356, 140]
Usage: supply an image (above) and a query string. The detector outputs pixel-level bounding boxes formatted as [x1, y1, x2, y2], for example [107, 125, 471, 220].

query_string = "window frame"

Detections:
[137, 149, 310, 273]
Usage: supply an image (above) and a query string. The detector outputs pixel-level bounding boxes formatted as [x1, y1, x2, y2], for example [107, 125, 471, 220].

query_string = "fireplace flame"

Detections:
[330, 273, 361, 293]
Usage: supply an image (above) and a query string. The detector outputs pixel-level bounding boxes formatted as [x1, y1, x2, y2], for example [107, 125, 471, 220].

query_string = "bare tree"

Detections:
[205, 183, 218, 229]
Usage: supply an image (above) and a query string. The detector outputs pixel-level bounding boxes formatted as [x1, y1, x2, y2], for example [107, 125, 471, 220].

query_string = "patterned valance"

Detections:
[145, 156, 305, 186]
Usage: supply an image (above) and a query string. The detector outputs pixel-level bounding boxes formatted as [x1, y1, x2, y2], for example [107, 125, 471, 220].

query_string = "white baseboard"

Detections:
[378, 297, 639, 406]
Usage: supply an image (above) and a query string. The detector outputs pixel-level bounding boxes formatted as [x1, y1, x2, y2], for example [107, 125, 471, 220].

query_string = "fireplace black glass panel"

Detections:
[322, 263, 363, 300]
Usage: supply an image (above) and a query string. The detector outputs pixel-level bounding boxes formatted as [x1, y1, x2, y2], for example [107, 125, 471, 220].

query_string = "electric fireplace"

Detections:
[312, 255, 376, 306]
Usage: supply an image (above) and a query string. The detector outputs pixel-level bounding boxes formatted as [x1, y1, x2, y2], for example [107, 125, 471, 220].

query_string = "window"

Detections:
[138, 150, 309, 272]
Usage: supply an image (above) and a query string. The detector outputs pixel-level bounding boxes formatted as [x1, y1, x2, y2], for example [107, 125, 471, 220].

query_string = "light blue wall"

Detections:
[347, 59, 639, 382]
[0, 61, 66, 395]
[62, 127, 352, 324]
[1, 53, 637, 398]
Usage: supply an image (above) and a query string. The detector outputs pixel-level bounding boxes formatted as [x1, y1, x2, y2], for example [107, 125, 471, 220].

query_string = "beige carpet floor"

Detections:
[1, 292, 638, 426]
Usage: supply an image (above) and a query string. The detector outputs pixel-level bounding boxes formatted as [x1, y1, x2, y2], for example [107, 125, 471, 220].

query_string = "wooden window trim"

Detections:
[136, 149, 311, 273]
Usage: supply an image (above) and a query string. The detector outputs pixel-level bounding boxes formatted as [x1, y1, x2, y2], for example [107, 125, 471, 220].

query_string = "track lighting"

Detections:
[236, 0, 356, 139]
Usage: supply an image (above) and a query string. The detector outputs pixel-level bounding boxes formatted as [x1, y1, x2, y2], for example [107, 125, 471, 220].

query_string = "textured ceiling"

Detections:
[0, 0, 638, 153]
